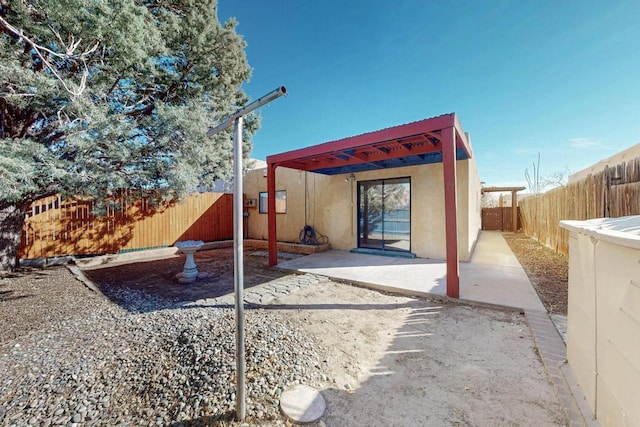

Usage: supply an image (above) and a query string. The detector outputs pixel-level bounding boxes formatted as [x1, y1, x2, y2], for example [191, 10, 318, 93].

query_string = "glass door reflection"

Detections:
[358, 177, 410, 252]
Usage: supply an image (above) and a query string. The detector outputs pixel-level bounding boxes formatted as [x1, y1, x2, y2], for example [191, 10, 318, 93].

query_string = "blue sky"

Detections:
[218, 1, 640, 189]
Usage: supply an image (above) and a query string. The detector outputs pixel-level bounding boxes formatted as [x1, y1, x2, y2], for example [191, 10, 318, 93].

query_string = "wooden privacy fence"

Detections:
[519, 156, 640, 254]
[19, 192, 233, 259]
[481, 207, 521, 232]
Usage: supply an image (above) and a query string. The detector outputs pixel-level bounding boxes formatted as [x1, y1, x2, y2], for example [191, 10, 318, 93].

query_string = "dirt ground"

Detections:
[502, 232, 569, 314]
[269, 281, 566, 426]
[1, 241, 569, 425]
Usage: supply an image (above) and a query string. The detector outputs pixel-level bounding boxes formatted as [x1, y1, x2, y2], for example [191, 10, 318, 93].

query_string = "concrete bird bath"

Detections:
[174, 240, 209, 283]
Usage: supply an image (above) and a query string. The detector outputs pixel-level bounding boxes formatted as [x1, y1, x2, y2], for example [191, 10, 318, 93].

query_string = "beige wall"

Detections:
[457, 160, 482, 261]
[243, 159, 481, 261]
[561, 219, 640, 426]
[568, 142, 640, 184]
[243, 167, 309, 242]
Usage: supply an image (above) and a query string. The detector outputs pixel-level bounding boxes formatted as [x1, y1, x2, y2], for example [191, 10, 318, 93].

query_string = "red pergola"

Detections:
[265, 113, 472, 298]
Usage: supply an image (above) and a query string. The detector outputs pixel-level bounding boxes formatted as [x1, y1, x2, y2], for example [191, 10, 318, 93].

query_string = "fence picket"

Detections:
[19, 192, 233, 259]
[520, 156, 640, 254]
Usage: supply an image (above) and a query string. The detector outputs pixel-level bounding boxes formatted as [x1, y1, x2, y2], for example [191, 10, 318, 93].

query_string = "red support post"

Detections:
[441, 126, 459, 298]
[267, 162, 278, 266]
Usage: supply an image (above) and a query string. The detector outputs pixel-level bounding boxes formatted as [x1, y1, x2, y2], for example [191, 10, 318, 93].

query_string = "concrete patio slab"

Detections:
[277, 250, 447, 296]
[277, 231, 546, 312]
[459, 231, 546, 311]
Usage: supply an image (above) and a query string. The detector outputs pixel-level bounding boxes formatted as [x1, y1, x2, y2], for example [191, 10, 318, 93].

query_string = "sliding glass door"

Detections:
[358, 177, 411, 252]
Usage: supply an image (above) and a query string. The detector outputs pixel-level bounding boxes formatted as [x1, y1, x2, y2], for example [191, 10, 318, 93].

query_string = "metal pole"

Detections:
[233, 116, 246, 420]
[207, 86, 287, 137]
[205, 86, 286, 421]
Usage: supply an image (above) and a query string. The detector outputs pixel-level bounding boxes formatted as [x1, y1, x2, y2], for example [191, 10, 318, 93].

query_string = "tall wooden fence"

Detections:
[519, 157, 640, 254]
[482, 207, 521, 231]
[19, 192, 233, 259]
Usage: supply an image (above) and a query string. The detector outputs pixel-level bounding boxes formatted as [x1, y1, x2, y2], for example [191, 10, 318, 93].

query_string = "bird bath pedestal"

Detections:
[174, 240, 209, 283]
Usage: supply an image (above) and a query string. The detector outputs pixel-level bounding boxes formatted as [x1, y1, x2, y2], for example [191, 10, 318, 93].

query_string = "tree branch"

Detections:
[106, 75, 122, 97]
[163, 62, 194, 100]
[0, 15, 98, 99]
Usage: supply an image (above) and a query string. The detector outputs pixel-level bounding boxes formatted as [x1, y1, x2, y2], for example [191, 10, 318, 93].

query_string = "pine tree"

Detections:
[0, 0, 256, 271]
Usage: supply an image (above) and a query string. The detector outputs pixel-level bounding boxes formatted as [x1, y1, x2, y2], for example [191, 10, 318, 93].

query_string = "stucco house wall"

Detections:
[243, 159, 481, 261]
[456, 158, 483, 258]
[568, 142, 640, 184]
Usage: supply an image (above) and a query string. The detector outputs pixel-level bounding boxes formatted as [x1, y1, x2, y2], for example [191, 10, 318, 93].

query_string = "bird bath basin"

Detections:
[174, 240, 209, 283]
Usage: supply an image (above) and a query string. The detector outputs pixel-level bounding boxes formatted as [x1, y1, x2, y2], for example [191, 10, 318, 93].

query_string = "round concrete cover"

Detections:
[279, 384, 326, 423]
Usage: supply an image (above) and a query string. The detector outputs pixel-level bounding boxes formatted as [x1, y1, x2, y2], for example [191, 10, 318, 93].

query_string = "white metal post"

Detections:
[233, 116, 246, 420]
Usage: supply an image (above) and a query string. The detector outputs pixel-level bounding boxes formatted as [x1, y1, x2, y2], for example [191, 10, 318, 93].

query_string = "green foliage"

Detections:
[0, 0, 255, 209]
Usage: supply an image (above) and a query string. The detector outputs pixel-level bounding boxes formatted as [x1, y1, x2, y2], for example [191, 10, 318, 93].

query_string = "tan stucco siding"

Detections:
[243, 161, 479, 261]
[456, 162, 469, 260]
[243, 167, 308, 242]
[463, 158, 482, 257]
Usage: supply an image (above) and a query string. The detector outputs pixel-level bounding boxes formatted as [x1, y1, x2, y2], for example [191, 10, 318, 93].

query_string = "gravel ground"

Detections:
[1, 241, 569, 426]
[0, 267, 101, 342]
[1, 267, 323, 426]
[502, 232, 569, 314]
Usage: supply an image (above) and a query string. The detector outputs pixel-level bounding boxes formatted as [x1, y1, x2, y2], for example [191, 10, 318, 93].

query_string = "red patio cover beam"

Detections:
[290, 140, 442, 171]
[265, 113, 468, 294]
[268, 114, 455, 166]
[452, 114, 472, 159]
[442, 126, 460, 298]
[267, 162, 278, 266]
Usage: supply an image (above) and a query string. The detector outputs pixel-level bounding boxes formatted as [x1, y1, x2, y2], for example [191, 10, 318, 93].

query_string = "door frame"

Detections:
[356, 176, 412, 253]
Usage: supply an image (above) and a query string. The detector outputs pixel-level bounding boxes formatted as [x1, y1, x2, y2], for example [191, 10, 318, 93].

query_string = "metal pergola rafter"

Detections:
[265, 112, 473, 298]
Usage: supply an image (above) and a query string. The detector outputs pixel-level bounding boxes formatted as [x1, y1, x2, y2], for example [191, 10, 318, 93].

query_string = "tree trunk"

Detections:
[0, 203, 26, 272]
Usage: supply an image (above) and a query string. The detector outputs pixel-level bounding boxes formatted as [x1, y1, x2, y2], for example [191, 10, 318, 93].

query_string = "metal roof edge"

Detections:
[267, 113, 456, 165]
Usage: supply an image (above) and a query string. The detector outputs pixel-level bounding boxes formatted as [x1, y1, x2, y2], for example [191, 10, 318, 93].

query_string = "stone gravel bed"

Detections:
[0, 282, 324, 426]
